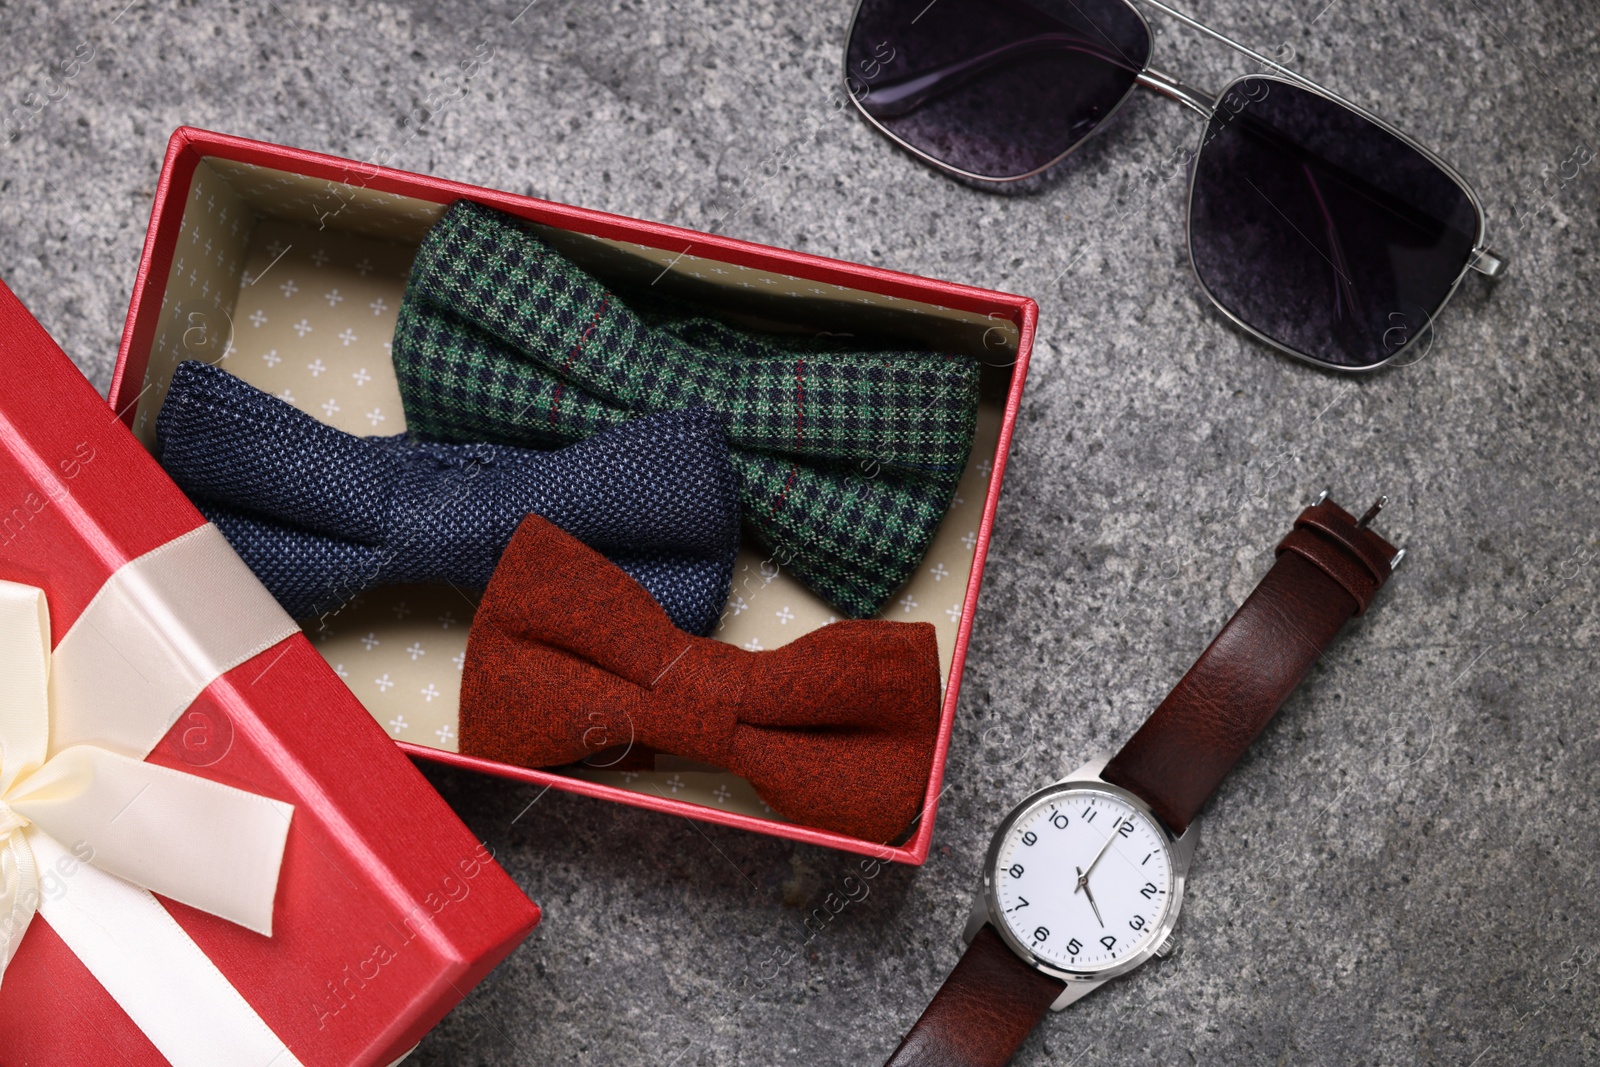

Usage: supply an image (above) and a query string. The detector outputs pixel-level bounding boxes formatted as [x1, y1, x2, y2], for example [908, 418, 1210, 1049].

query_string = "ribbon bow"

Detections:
[391, 199, 982, 619]
[460, 515, 943, 843]
[0, 580, 292, 982]
[156, 360, 740, 635]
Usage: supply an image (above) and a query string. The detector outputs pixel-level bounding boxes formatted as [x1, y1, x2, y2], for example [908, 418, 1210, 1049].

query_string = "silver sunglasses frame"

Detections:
[841, 0, 1507, 373]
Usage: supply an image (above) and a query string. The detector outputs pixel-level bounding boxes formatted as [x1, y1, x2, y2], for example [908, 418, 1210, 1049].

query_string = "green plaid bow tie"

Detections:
[391, 200, 981, 618]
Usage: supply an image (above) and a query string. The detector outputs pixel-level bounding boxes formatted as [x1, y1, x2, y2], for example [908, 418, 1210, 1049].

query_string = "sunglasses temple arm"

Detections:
[861, 35, 1137, 117]
[1301, 165, 1369, 338]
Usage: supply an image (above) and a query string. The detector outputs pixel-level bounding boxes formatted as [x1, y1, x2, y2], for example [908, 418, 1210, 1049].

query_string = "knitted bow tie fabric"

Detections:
[390, 199, 982, 619]
[462, 514, 944, 843]
[155, 360, 740, 634]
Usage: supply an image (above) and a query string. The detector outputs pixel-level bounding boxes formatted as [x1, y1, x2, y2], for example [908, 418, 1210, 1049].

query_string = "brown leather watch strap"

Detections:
[1101, 496, 1397, 834]
[882, 924, 1064, 1067]
[884, 497, 1396, 1067]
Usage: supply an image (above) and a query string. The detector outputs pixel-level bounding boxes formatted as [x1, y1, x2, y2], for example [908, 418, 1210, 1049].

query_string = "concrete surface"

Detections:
[2, 0, 1597, 1063]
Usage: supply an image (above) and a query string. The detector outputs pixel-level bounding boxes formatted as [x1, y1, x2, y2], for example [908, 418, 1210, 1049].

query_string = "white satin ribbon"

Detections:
[0, 525, 307, 1067]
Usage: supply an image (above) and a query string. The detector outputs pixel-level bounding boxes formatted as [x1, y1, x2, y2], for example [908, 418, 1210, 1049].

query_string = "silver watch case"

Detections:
[962, 755, 1201, 1011]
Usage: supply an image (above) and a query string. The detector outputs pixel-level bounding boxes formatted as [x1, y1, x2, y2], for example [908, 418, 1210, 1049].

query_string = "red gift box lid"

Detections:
[0, 278, 540, 1064]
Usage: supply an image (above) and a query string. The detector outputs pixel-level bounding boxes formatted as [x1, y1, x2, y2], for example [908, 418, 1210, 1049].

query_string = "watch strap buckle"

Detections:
[1280, 492, 1401, 615]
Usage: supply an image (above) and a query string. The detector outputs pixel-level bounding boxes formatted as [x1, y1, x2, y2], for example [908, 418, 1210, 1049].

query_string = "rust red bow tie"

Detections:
[460, 515, 944, 843]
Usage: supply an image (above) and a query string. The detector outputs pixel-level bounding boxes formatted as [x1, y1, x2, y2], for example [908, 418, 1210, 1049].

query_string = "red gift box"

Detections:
[107, 127, 1036, 866]
[0, 281, 540, 1064]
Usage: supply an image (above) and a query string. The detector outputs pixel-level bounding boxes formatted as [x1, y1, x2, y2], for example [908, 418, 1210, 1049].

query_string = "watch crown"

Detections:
[1154, 934, 1178, 959]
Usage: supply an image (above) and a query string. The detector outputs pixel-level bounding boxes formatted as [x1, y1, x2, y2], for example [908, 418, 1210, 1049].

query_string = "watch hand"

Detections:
[1080, 822, 1121, 884]
[1074, 865, 1104, 928]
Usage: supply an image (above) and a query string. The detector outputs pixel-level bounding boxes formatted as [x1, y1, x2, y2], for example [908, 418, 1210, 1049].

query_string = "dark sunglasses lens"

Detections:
[846, 0, 1151, 179]
[1188, 77, 1480, 368]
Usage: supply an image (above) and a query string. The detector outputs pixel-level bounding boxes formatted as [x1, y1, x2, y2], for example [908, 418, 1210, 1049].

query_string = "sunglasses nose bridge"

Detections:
[1135, 67, 1214, 118]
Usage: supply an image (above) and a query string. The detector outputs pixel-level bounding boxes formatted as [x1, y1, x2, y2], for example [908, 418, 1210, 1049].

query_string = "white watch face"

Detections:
[991, 785, 1176, 974]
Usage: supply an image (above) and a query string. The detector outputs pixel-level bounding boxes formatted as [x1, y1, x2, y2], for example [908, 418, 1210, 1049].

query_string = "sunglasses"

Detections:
[843, 0, 1505, 371]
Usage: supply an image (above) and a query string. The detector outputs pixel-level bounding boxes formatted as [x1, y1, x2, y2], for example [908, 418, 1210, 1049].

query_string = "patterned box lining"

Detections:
[135, 157, 1010, 833]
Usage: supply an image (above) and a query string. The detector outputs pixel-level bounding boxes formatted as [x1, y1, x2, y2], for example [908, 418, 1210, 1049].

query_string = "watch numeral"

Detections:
[1007, 863, 1024, 879]
[1100, 935, 1117, 951]
[1140, 882, 1159, 899]
[1081, 808, 1097, 823]
[1021, 830, 1037, 846]
[1050, 811, 1069, 830]
[1006, 896, 1029, 912]
[1032, 926, 1050, 944]
[1129, 914, 1147, 931]
[1116, 818, 1135, 838]
[1066, 938, 1083, 955]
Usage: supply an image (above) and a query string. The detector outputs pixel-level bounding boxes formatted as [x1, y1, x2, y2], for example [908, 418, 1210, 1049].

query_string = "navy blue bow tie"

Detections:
[155, 360, 740, 634]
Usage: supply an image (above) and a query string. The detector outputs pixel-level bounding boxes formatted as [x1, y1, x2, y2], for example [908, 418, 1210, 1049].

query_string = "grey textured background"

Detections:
[2, 0, 1597, 1063]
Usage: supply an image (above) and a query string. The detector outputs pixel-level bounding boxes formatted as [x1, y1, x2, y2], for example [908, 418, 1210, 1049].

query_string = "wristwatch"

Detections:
[883, 493, 1401, 1067]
